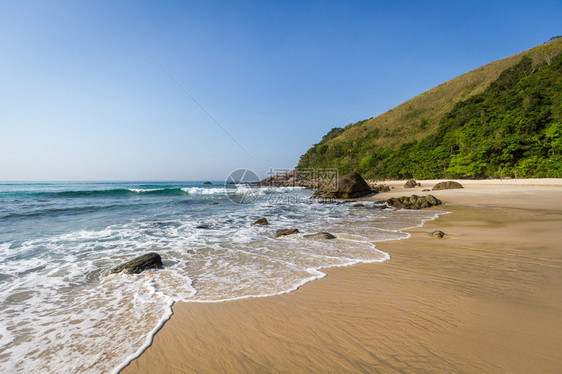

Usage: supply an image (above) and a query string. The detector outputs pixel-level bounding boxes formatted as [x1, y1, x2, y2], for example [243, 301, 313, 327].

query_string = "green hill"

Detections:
[297, 37, 562, 179]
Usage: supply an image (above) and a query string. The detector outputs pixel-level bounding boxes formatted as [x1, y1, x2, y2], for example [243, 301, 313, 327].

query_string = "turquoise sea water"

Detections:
[0, 182, 441, 373]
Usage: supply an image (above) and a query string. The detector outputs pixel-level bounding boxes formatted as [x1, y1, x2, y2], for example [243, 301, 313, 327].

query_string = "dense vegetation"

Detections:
[298, 47, 562, 179]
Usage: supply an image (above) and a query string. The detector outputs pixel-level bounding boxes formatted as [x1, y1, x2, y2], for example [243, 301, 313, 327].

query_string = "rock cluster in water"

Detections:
[252, 170, 317, 189]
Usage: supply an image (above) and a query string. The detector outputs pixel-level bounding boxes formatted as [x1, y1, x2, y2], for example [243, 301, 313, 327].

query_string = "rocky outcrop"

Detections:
[275, 228, 299, 238]
[429, 230, 446, 239]
[203, 181, 212, 185]
[255, 170, 299, 187]
[303, 232, 336, 239]
[384, 195, 442, 209]
[432, 181, 463, 190]
[252, 217, 269, 226]
[311, 172, 372, 199]
[110, 253, 163, 274]
[404, 179, 421, 188]
[250, 170, 320, 189]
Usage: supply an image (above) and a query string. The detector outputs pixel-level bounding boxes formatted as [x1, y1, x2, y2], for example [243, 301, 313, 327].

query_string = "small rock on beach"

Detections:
[110, 253, 163, 274]
[432, 181, 463, 190]
[275, 229, 299, 238]
[303, 232, 336, 240]
[252, 217, 269, 226]
[429, 230, 446, 239]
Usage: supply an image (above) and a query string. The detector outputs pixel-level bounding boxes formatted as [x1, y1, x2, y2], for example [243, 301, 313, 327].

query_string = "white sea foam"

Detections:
[260, 186, 307, 192]
[180, 185, 305, 196]
[181, 187, 228, 194]
[0, 185, 444, 373]
[127, 188, 166, 193]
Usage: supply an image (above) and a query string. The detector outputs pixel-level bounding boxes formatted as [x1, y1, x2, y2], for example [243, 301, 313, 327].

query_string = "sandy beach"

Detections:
[123, 179, 562, 373]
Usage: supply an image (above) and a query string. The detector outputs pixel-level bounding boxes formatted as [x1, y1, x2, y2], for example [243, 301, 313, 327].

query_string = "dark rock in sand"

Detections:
[404, 179, 421, 188]
[432, 181, 463, 190]
[352, 203, 365, 207]
[422, 189, 430, 192]
[252, 217, 269, 226]
[311, 172, 372, 199]
[303, 232, 336, 240]
[384, 195, 442, 209]
[110, 253, 163, 274]
[203, 181, 212, 185]
[429, 230, 446, 239]
[275, 228, 299, 238]
[372, 184, 391, 193]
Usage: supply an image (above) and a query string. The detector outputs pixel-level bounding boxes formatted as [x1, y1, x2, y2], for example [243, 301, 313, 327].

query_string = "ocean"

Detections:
[0, 181, 441, 373]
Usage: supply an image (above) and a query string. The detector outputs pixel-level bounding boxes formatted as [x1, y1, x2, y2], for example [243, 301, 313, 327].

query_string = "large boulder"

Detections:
[275, 228, 299, 238]
[311, 172, 372, 199]
[404, 179, 421, 188]
[384, 195, 442, 209]
[432, 181, 463, 190]
[303, 232, 336, 240]
[110, 253, 163, 274]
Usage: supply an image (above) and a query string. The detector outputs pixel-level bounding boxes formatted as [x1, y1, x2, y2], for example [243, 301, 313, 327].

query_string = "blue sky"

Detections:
[0, 0, 560, 181]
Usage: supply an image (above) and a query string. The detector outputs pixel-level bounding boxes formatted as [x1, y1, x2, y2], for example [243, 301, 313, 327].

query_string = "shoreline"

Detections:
[123, 179, 562, 373]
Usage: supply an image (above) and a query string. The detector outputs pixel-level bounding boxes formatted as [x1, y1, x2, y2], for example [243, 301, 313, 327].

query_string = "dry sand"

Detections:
[123, 180, 562, 373]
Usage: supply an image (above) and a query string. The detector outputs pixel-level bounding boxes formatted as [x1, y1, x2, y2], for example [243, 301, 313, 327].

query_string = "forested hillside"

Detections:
[298, 38, 562, 179]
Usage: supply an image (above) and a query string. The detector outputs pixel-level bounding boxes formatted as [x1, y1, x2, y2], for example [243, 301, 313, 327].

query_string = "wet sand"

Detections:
[123, 180, 562, 373]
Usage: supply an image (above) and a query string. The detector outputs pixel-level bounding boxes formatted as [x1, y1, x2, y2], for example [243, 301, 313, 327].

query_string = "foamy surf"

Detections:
[0, 182, 443, 373]
[181, 186, 228, 194]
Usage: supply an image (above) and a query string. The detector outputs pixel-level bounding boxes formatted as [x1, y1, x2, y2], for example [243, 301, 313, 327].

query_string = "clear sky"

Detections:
[1, 0, 560, 181]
